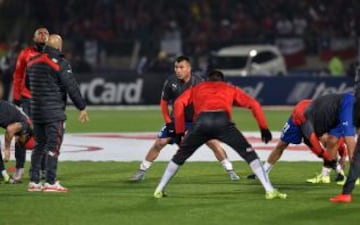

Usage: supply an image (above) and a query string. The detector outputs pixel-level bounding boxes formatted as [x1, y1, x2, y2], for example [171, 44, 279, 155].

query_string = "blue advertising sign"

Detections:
[226, 76, 354, 105]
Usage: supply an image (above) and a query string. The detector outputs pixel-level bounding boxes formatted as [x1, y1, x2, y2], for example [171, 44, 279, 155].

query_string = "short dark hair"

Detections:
[175, 55, 191, 64]
[207, 70, 224, 81]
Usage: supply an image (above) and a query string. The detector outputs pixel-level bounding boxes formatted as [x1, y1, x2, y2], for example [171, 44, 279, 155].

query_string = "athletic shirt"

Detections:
[304, 93, 353, 137]
[161, 74, 202, 121]
[0, 100, 28, 129]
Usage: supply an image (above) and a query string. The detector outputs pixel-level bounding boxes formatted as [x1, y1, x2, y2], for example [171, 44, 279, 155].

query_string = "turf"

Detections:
[64, 107, 291, 132]
[1, 108, 358, 225]
[0, 161, 358, 225]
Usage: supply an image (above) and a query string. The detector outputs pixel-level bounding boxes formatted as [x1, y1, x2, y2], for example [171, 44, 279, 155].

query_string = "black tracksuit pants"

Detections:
[19, 98, 46, 171]
[343, 139, 360, 194]
[172, 112, 258, 165]
[30, 121, 64, 184]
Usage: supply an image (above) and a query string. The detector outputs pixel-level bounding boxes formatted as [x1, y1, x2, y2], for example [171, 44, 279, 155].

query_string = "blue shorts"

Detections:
[280, 117, 303, 144]
[338, 93, 356, 136]
[328, 124, 344, 138]
[158, 122, 193, 144]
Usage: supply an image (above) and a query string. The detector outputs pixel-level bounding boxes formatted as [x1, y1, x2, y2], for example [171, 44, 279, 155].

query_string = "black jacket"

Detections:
[26, 46, 86, 123]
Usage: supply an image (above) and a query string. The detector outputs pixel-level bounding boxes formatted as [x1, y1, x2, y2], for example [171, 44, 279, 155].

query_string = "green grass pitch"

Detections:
[0, 108, 359, 225]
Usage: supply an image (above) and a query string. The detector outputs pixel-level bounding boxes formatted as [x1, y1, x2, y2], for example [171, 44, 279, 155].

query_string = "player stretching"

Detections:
[0, 97, 35, 183]
[12, 27, 49, 181]
[130, 56, 239, 182]
[153, 70, 285, 199]
[248, 98, 354, 184]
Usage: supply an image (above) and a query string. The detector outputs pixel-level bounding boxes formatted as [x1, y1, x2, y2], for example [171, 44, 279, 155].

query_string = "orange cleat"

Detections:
[329, 194, 352, 203]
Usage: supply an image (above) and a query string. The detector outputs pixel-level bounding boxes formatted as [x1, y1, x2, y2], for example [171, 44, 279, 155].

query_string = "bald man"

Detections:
[11, 27, 49, 182]
[26, 34, 89, 192]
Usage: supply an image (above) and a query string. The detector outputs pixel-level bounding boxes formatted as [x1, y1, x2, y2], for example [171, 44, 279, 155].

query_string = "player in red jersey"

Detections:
[247, 99, 350, 184]
[11, 27, 49, 181]
[153, 70, 286, 200]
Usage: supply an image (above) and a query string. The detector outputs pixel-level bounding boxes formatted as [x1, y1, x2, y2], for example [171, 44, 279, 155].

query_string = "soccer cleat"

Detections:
[42, 181, 68, 193]
[11, 170, 24, 184]
[247, 174, 257, 180]
[153, 190, 167, 198]
[265, 189, 287, 200]
[3, 174, 11, 183]
[336, 177, 360, 186]
[335, 171, 345, 182]
[129, 170, 146, 182]
[227, 170, 240, 181]
[306, 174, 330, 184]
[330, 194, 352, 203]
[27, 182, 43, 192]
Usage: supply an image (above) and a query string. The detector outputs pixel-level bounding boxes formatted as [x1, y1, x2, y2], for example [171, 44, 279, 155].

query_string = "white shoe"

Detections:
[227, 170, 240, 181]
[42, 181, 68, 193]
[28, 182, 43, 192]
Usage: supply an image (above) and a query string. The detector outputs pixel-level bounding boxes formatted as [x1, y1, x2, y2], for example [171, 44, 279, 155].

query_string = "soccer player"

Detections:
[26, 34, 88, 192]
[247, 95, 356, 184]
[12, 27, 49, 180]
[129, 56, 239, 182]
[153, 70, 286, 199]
[0, 90, 35, 183]
[330, 66, 360, 203]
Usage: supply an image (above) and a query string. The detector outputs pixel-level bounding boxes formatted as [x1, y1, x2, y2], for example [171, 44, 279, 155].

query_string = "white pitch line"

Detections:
[1, 132, 320, 162]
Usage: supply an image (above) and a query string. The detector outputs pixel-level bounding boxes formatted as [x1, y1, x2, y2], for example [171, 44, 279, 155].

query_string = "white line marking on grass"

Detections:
[1, 132, 320, 162]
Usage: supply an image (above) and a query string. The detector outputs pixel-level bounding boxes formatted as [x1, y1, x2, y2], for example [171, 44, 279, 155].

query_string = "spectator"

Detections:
[328, 56, 345, 76]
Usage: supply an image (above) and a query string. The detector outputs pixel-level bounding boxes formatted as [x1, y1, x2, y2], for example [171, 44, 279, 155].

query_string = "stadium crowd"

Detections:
[0, 0, 359, 62]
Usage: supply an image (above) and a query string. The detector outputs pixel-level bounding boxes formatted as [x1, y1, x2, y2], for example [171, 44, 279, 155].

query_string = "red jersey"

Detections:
[12, 46, 41, 101]
[291, 99, 312, 125]
[174, 81, 269, 133]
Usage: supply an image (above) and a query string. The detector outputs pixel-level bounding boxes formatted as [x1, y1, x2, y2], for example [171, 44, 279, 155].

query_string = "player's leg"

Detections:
[22, 98, 46, 179]
[28, 123, 46, 191]
[247, 117, 297, 179]
[0, 143, 11, 183]
[218, 121, 286, 199]
[129, 123, 173, 181]
[42, 121, 67, 192]
[154, 126, 208, 198]
[205, 139, 240, 181]
[330, 139, 360, 203]
[130, 137, 171, 181]
[13, 139, 26, 183]
[247, 140, 289, 179]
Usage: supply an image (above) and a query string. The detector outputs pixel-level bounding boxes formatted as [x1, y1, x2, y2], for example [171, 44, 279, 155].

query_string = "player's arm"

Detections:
[4, 122, 22, 161]
[301, 120, 332, 161]
[232, 87, 272, 143]
[12, 50, 26, 105]
[160, 79, 172, 124]
[160, 99, 171, 124]
[58, 61, 88, 123]
[174, 88, 193, 134]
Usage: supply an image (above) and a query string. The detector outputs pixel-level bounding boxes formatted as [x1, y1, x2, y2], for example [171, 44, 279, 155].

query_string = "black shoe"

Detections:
[247, 174, 257, 180]
[335, 172, 345, 182]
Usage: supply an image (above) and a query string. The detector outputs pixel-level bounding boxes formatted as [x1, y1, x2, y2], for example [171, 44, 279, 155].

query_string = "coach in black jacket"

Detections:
[26, 34, 88, 192]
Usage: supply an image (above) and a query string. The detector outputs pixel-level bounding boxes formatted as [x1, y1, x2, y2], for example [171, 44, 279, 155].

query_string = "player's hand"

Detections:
[324, 159, 337, 170]
[320, 150, 333, 161]
[175, 133, 184, 145]
[4, 148, 10, 162]
[13, 100, 21, 107]
[260, 128, 272, 144]
[166, 122, 175, 137]
[79, 110, 89, 123]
